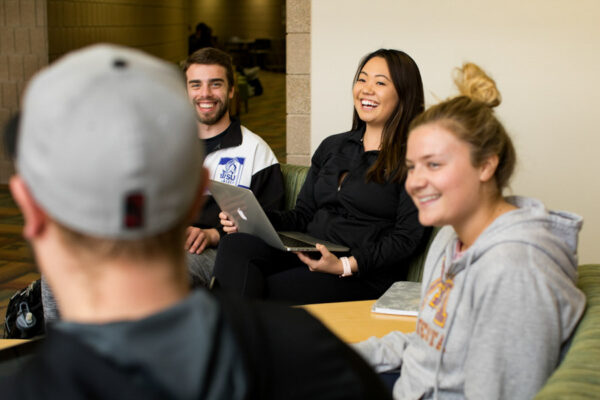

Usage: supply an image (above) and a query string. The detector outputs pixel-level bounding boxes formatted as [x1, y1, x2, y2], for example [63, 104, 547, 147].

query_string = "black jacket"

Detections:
[0, 291, 392, 400]
[269, 128, 427, 290]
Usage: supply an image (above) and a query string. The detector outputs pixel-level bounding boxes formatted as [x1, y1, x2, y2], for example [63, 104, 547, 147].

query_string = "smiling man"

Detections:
[182, 48, 283, 287]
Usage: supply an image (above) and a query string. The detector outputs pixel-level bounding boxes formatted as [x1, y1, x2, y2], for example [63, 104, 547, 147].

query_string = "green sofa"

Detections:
[280, 163, 600, 398]
[535, 263, 600, 399]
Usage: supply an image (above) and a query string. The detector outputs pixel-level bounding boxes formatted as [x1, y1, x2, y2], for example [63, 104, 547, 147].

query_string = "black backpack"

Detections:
[3, 279, 45, 339]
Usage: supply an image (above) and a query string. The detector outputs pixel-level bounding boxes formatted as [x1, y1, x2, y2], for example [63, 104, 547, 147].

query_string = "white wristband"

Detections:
[339, 257, 352, 277]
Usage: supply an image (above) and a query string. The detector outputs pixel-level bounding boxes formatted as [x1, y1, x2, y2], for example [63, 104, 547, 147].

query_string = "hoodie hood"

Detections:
[438, 196, 583, 285]
[55, 290, 247, 400]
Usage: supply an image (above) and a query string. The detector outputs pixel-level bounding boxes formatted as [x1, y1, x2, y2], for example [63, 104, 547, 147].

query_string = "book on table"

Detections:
[371, 281, 422, 316]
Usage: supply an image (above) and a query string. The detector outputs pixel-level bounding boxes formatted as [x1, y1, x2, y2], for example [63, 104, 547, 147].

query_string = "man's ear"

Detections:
[9, 175, 48, 239]
[479, 154, 499, 183]
[186, 167, 210, 222]
[228, 83, 235, 101]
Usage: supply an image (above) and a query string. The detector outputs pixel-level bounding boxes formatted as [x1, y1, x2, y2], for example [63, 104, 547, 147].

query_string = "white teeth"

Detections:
[419, 195, 439, 203]
[199, 103, 214, 109]
[361, 100, 378, 107]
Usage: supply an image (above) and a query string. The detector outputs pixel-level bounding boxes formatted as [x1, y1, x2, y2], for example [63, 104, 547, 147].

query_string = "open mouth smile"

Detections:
[360, 99, 379, 110]
[418, 194, 440, 205]
[196, 101, 218, 112]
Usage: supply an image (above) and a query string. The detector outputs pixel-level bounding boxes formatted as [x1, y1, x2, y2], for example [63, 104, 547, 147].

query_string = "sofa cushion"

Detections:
[280, 163, 309, 211]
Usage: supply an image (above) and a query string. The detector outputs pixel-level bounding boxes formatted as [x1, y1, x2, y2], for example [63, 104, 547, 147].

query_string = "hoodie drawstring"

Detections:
[433, 249, 474, 400]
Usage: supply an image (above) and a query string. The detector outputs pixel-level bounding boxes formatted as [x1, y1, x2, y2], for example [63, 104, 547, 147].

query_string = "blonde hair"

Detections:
[409, 62, 516, 193]
[454, 63, 501, 107]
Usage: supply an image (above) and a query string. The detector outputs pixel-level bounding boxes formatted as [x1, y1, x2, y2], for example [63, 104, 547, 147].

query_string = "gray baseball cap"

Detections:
[17, 44, 203, 239]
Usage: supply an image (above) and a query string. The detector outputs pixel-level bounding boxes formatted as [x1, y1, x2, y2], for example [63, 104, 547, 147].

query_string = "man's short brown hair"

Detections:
[183, 47, 235, 88]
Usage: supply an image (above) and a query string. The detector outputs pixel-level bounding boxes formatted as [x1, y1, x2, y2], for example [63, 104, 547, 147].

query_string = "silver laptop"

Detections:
[209, 180, 349, 252]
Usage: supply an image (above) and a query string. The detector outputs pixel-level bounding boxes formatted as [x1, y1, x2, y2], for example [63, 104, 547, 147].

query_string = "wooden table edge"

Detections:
[301, 299, 417, 343]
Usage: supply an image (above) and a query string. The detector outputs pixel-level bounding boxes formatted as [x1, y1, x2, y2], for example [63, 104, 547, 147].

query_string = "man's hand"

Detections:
[219, 211, 238, 234]
[185, 227, 219, 254]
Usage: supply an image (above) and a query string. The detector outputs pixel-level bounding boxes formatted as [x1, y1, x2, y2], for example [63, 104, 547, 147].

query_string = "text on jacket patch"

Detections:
[215, 157, 245, 186]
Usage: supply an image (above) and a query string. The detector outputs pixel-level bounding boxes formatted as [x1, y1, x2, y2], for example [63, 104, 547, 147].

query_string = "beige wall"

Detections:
[0, 0, 48, 183]
[307, 0, 600, 264]
[47, 0, 189, 63]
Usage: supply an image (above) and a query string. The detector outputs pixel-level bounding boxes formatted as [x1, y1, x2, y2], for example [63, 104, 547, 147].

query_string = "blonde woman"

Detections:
[355, 63, 585, 399]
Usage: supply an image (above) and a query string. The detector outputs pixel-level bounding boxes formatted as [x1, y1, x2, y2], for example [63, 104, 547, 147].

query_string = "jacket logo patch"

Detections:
[215, 157, 245, 186]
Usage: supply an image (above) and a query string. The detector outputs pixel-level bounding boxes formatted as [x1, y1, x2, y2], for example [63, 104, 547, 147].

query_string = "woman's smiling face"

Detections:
[405, 123, 486, 228]
[353, 56, 399, 128]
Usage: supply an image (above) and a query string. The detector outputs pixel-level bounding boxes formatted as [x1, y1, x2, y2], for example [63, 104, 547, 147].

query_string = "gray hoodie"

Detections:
[355, 196, 586, 399]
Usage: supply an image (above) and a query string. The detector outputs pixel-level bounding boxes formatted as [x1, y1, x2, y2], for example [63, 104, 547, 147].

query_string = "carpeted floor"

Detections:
[239, 70, 286, 162]
[0, 70, 286, 335]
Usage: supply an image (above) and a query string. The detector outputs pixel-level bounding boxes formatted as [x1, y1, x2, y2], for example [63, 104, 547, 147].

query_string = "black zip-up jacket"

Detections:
[269, 128, 427, 291]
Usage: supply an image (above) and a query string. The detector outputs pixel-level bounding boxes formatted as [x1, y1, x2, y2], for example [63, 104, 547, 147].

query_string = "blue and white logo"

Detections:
[216, 157, 245, 186]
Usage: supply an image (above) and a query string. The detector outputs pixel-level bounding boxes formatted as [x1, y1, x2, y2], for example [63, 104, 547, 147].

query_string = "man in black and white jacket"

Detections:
[182, 47, 284, 287]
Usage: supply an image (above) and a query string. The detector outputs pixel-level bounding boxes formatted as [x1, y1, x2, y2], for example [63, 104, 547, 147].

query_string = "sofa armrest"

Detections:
[535, 264, 600, 399]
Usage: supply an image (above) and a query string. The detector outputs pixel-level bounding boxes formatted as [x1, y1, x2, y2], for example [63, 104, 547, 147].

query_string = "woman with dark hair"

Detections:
[213, 49, 429, 304]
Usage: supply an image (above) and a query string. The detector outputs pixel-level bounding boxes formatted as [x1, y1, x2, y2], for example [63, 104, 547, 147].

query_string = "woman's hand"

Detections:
[296, 244, 347, 275]
[219, 211, 238, 234]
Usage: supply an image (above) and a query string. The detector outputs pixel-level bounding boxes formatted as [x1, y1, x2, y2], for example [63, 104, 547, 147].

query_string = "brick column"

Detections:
[0, 0, 48, 183]
[286, 0, 311, 166]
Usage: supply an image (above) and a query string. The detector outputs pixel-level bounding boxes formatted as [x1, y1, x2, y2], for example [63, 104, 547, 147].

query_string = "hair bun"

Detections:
[454, 63, 501, 108]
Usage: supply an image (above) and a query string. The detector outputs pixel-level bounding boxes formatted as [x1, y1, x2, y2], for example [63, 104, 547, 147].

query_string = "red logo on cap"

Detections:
[124, 192, 144, 229]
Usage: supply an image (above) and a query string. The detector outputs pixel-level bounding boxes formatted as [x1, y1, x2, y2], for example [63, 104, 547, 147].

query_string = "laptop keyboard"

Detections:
[278, 233, 314, 248]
